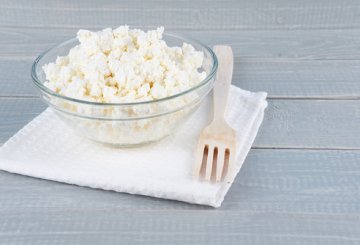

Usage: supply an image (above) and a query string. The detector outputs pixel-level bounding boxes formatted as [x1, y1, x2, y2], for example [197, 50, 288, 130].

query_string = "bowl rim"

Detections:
[31, 32, 218, 106]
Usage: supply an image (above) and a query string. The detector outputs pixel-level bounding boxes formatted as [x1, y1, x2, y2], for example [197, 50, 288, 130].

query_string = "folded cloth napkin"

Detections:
[0, 86, 267, 207]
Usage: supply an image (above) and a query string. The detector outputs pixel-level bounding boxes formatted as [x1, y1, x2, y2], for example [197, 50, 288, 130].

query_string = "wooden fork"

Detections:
[193, 45, 237, 182]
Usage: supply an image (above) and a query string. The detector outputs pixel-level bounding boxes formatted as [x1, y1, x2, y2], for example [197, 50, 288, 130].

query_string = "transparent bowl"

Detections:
[31, 32, 218, 147]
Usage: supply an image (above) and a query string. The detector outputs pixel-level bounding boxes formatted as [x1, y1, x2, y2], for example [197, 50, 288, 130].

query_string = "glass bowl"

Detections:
[31, 32, 218, 147]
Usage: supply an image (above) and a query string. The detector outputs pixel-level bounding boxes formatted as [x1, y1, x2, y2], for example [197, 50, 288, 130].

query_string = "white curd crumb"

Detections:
[43, 26, 206, 103]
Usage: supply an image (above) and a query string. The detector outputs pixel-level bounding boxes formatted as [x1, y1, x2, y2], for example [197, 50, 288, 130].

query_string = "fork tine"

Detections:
[193, 143, 206, 178]
[225, 147, 236, 181]
[216, 147, 225, 182]
[204, 145, 214, 181]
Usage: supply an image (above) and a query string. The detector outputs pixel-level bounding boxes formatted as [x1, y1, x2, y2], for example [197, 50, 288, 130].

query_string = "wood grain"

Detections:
[2, 59, 360, 99]
[1, 0, 360, 30]
[256, 99, 360, 149]
[1, 0, 360, 243]
[1, 149, 360, 244]
[1, 98, 359, 149]
[1, 27, 360, 60]
[0, 211, 359, 245]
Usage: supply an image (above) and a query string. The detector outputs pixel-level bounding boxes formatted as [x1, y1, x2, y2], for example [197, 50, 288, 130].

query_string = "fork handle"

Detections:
[212, 45, 234, 125]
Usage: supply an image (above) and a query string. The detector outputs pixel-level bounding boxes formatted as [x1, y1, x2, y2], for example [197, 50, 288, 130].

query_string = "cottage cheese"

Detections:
[41, 26, 210, 145]
[43, 26, 206, 103]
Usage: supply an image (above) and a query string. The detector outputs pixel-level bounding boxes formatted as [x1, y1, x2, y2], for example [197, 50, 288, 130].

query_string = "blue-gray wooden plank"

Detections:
[1, 0, 360, 30]
[1, 28, 360, 60]
[0, 149, 359, 244]
[2, 59, 360, 99]
[1, 98, 359, 149]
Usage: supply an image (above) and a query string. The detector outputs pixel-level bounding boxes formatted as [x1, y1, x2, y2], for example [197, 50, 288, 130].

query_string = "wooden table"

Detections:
[1, 1, 360, 244]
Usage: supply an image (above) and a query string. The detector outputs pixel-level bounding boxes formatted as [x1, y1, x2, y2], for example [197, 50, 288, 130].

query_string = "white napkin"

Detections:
[0, 86, 267, 207]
